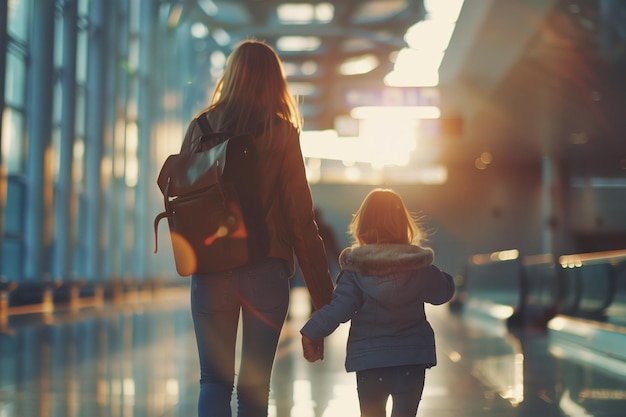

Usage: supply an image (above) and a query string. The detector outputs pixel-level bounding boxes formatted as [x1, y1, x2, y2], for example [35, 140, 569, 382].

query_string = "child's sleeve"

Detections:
[300, 270, 362, 339]
[422, 265, 456, 305]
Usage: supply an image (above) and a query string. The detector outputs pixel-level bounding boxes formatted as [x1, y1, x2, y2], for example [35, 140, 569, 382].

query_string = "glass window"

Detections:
[129, 0, 140, 33]
[73, 138, 85, 190]
[54, 10, 65, 69]
[78, 0, 89, 15]
[75, 88, 86, 140]
[7, 0, 31, 41]
[76, 28, 88, 83]
[4, 51, 26, 107]
[128, 37, 139, 74]
[1, 239, 23, 278]
[51, 126, 62, 178]
[52, 81, 63, 127]
[1, 109, 25, 173]
[4, 0, 31, 176]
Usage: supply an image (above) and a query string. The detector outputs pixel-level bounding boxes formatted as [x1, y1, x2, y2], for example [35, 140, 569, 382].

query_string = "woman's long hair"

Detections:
[348, 188, 425, 246]
[203, 39, 302, 135]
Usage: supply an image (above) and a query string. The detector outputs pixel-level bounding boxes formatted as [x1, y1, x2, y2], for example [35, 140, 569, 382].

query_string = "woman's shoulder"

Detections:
[272, 116, 299, 136]
[256, 117, 298, 151]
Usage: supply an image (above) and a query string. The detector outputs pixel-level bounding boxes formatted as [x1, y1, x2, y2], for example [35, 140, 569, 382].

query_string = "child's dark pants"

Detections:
[356, 364, 426, 417]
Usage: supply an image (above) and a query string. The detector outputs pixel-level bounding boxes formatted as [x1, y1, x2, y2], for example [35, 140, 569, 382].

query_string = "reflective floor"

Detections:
[1, 286, 625, 417]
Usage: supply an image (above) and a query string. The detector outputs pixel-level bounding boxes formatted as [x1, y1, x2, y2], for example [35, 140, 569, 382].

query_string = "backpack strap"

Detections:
[153, 211, 167, 253]
[192, 113, 236, 152]
[196, 112, 212, 136]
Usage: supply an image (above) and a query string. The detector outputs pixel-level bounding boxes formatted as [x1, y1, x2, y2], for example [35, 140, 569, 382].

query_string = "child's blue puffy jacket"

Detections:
[301, 243, 455, 372]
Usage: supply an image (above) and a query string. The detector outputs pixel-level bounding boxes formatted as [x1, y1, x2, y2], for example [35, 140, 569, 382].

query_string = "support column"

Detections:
[100, 0, 117, 282]
[0, 0, 7, 272]
[106, 0, 128, 282]
[541, 156, 571, 257]
[84, 0, 107, 281]
[55, 0, 79, 281]
[133, 0, 158, 279]
[24, 0, 55, 280]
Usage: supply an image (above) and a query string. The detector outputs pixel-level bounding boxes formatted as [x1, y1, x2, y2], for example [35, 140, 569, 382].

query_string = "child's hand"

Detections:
[301, 334, 324, 362]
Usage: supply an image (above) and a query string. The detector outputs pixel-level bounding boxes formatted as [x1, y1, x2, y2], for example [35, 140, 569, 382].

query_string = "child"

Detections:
[300, 188, 455, 417]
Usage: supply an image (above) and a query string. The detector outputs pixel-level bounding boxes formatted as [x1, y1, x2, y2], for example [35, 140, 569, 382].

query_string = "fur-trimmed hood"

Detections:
[339, 244, 434, 276]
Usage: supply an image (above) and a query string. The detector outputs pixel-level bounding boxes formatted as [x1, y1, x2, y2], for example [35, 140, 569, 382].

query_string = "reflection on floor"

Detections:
[1, 286, 625, 417]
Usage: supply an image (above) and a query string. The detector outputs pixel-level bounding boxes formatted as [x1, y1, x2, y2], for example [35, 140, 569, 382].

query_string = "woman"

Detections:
[301, 188, 455, 417]
[181, 40, 334, 417]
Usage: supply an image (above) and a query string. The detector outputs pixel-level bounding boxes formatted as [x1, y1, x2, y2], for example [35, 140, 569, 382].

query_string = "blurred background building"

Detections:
[1, 1, 626, 416]
[2, 0, 626, 285]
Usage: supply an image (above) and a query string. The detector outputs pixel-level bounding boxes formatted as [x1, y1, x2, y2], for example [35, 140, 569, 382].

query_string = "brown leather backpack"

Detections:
[153, 114, 268, 276]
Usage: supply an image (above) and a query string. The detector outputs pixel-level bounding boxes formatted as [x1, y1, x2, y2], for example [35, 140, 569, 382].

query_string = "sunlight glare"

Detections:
[322, 385, 360, 417]
[405, 20, 455, 51]
[385, 48, 443, 87]
[344, 166, 361, 182]
[385, 0, 464, 86]
[300, 126, 414, 168]
[424, 0, 464, 22]
[359, 118, 415, 167]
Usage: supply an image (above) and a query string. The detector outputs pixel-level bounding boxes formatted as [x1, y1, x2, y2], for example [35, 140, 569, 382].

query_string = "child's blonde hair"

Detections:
[348, 188, 425, 246]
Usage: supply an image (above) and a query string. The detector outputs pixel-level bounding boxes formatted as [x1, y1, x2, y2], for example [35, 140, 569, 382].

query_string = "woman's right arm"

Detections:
[276, 128, 334, 310]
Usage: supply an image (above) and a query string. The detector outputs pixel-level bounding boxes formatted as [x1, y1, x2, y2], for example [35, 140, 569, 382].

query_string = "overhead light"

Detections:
[210, 51, 226, 69]
[339, 54, 379, 76]
[198, 0, 218, 16]
[282, 62, 299, 77]
[471, 249, 520, 265]
[212, 28, 230, 46]
[301, 60, 318, 75]
[277, 3, 334, 24]
[283, 60, 319, 77]
[288, 81, 317, 96]
[352, 0, 408, 23]
[190, 22, 209, 39]
[277, 3, 315, 23]
[314, 3, 334, 22]
[276, 36, 321, 51]
[350, 106, 440, 119]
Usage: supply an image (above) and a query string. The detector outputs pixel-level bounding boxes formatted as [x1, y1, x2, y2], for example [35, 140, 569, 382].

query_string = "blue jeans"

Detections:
[356, 365, 426, 417]
[191, 258, 290, 417]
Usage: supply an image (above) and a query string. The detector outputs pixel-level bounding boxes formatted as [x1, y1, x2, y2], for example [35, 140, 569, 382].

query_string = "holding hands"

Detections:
[301, 334, 324, 362]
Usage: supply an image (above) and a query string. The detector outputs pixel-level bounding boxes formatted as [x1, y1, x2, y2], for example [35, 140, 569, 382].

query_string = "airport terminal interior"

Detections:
[1, 0, 626, 416]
